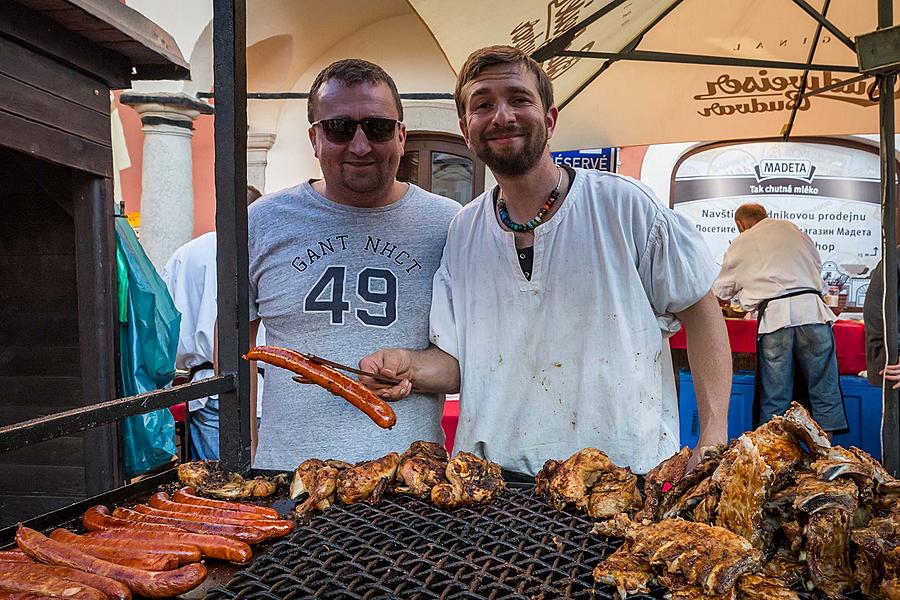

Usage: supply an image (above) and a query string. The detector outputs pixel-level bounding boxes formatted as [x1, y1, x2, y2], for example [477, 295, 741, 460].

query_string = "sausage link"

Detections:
[173, 486, 280, 518]
[16, 525, 207, 599]
[0, 551, 30, 562]
[83, 506, 252, 563]
[0, 558, 129, 600]
[0, 593, 56, 599]
[49, 529, 180, 570]
[245, 346, 396, 428]
[145, 494, 293, 538]
[116, 506, 266, 543]
[151, 491, 266, 521]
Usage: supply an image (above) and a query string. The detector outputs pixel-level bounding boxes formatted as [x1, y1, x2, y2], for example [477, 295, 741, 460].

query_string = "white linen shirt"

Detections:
[712, 219, 834, 335]
[430, 169, 718, 475]
[161, 232, 265, 413]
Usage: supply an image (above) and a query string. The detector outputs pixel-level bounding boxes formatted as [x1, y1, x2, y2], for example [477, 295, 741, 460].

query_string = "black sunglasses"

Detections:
[312, 117, 400, 144]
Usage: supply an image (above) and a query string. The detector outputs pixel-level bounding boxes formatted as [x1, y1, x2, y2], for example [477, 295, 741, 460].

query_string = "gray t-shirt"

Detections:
[248, 181, 460, 470]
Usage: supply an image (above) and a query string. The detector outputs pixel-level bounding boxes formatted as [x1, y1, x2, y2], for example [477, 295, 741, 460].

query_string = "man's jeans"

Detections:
[189, 398, 219, 461]
[758, 323, 847, 431]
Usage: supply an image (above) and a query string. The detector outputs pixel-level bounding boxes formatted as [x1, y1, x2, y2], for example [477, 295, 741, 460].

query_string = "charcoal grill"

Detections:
[202, 487, 867, 600]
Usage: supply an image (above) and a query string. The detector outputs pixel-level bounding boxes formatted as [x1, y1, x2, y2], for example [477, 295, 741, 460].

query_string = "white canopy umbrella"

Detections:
[408, 0, 900, 471]
[408, 0, 897, 149]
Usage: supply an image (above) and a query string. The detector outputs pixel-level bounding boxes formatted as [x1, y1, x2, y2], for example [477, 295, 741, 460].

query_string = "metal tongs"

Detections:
[291, 352, 404, 387]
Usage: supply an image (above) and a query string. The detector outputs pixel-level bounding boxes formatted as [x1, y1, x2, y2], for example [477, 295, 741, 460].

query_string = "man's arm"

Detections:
[675, 291, 731, 465]
[359, 345, 460, 400]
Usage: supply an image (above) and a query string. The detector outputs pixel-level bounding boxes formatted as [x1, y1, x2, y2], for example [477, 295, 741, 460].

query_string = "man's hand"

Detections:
[677, 291, 731, 472]
[359, 348, 415, 401]
[359, 345, 460, 400]
[882, 361, 900, 388]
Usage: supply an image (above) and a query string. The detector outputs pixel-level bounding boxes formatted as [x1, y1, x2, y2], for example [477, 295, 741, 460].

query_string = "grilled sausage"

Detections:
[0, 593, 57, 599]
[245, 346, 396, 428]
[0, 551, 30, 562]
[143, 495, 293, 538]
[16, 525, 207, 599]
[173, 486, 280, 518]
[114, 506, 266, 543]
[150, 491, 267, 521]
[83, 506, 252, 563]
[0, 559, 130, 600]
[49, 529, 180, 570]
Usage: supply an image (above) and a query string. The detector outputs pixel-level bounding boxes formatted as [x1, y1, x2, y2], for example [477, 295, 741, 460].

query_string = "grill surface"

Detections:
[204, 487, 866, 600]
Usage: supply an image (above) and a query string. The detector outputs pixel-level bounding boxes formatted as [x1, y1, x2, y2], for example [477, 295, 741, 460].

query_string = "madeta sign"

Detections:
[551, 148, 617, 172]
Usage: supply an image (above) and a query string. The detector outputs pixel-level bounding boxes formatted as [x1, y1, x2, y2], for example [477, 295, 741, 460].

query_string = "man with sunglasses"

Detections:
[244, 59, 460, 470]
[361, 46, 731, 478]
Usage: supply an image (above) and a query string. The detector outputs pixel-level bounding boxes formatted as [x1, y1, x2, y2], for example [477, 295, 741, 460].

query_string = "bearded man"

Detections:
[360, 46, 731, 479]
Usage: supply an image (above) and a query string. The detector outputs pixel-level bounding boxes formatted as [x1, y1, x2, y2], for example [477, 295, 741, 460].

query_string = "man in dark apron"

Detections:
[713, 204, 848, 435]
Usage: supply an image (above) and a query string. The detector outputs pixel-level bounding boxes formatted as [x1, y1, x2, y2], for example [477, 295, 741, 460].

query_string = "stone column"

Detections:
[120, 92, 214, 268]
[247, 132, 276, 193]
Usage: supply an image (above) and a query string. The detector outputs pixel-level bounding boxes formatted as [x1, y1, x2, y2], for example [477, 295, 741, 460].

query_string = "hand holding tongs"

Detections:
[291, 352, 406, 387]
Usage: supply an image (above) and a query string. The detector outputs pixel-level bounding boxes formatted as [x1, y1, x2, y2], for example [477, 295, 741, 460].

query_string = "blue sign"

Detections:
[551, 148, 617, 172]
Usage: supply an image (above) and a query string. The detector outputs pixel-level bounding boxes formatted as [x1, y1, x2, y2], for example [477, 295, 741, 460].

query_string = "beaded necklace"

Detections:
[497, 166, 563, 233]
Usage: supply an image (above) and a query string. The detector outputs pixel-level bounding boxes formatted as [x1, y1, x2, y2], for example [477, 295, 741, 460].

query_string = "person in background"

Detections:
[863, 246, 900, 389]
[714, 203, 848, 434]
[360, 45, 731, 478]
[244, 58, 460, 470]
[162, 185, 264, 460]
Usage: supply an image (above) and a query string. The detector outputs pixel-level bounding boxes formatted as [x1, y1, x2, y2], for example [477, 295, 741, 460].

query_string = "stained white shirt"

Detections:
[161, 232, 265, 413]
[713, 218, 834, 335]
[430, 169, 718, 475]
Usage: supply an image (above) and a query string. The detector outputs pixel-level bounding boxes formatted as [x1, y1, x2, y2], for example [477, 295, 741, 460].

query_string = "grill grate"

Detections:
[204, 488, 861, 600]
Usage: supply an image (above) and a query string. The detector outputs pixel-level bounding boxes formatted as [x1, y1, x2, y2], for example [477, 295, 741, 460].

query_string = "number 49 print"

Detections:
[304, 265, 397, 327]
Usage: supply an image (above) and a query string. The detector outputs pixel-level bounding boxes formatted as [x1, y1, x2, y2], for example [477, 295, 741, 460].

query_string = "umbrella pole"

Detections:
[879, 0, 899, 476]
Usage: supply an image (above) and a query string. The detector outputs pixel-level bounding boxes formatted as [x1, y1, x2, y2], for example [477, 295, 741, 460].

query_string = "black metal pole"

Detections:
[213, 0, 251, 472]
[879, 0, 899, 476]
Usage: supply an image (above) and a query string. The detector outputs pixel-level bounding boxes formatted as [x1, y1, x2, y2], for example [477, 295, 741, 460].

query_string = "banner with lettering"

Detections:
[671, 141, 884, 305]
[551, 148, 617, 172]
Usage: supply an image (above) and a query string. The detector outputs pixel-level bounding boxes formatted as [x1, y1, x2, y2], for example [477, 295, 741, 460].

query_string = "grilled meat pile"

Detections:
[540, 402, 900, 599]
[176, 461, 286, 498]
[290, 441, 504, 515]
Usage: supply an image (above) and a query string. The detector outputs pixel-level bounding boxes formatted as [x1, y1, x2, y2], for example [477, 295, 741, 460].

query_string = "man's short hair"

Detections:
[454, 45, 554, 118]
[247, 185, 263, 205]
[735, 203, 768, 225]
[307, 58, 403, 124]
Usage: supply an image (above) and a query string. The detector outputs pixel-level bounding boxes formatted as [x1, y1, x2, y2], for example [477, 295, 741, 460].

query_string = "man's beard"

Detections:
[476, 123, 547, 176]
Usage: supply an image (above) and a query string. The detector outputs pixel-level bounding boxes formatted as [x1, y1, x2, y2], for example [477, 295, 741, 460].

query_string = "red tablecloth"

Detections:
[669, 318, 866, 375]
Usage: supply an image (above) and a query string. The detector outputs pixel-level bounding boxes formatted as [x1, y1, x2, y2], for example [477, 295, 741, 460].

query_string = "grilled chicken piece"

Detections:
[636, 447, 692, 522]
[291, 459, 326, 499]
[736, 573, 800, 600]
[714, 436, 773, 550]
[295, 465, 341, 516]
[592, 545, 655, 598]
[883, 579, 900, 600]
[812, 445, 877, 484]
[669, 585, 737, 600]
[762, 548, 806, 589]
[613, 519, 761, 595]
[431, 452, 504, 509]
[591, 513, 642, 539]
[536, 447, 614, 512]
[177, 460, 217, 487]
[394, 441, 449, 498]
[657, 446, 724, 518]
[782, 401, 831, 456]
[793, 471, 859, 514]
[535, 447, 642, 517]
[201, 473, 281, 498]
[587, 470, 643, 520]
[336, 452, 400, 505]
[805, 506, 856, 598]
